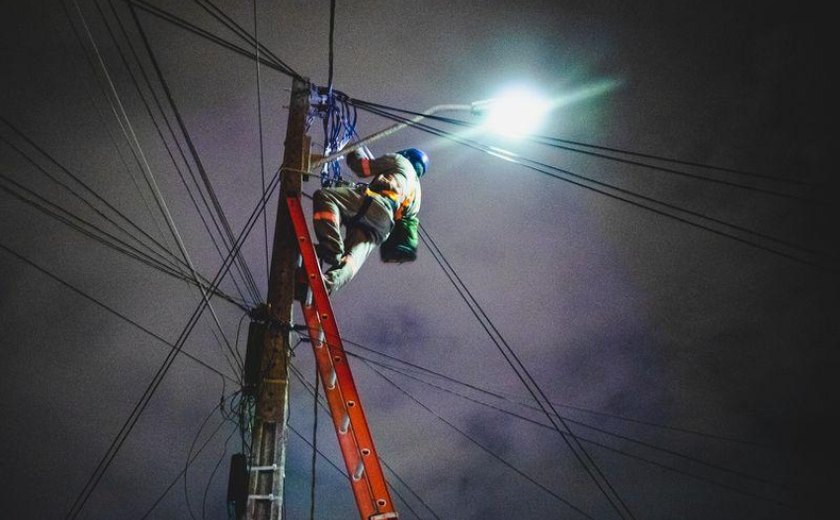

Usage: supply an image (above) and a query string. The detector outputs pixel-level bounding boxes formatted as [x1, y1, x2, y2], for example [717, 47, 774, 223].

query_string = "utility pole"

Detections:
[245, 76, 310, 520]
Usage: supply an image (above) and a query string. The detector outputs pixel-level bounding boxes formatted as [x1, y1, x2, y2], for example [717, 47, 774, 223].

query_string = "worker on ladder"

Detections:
[312, 146, 429, 294]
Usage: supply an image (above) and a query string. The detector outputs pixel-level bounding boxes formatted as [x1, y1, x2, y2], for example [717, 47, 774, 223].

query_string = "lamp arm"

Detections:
[311, 104, 472, 170]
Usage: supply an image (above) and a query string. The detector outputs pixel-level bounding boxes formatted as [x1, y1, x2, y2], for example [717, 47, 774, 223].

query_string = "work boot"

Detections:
[315, 243, 341, 269]
[322, 261, 353, 295]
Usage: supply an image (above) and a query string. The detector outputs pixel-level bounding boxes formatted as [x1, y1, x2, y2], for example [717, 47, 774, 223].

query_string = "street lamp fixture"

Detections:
[470, 87, 552, 138]
[312, 90, 551, 169]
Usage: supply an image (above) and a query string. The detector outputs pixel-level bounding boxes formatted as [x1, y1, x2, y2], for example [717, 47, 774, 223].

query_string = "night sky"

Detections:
[1, 1, 837, 519]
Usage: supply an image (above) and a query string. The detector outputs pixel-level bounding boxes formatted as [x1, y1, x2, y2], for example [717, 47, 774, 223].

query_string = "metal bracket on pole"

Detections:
[249, 464, 279, 472]
[248, 494, 280, 501]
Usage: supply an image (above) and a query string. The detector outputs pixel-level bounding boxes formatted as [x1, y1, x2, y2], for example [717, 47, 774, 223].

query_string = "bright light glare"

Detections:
[478, 88, 551, 138]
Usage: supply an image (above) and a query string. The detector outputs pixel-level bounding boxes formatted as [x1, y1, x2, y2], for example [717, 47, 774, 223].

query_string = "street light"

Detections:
[471, 87, 552, 138]
[312, 90, 552, 169]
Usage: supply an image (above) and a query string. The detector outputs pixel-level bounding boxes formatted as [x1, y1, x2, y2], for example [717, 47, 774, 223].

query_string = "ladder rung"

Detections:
[326, 367, 337, 389]
[339, 412, 350, 434]
[352, 460, 365, 481]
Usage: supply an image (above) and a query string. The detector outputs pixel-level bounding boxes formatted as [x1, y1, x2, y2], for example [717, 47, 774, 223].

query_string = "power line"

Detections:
[0, 171, 247, 311]
[327, 0, 336, 90]
[192, 0, 302, 79]
[252, 0, 271, 295]
[99, 0, 260, 306]
[350, 99, 818, 187]
[0, 118, 190, 278]
[127, 0, 293, 76]
[0, 132, 244, 301]
[361, 354, 793, 508]
[0, 240, 236, 383]
[60, 0, 249, 373]
[138, 404, 235, 520]
[47, 5, 179, 256]
[288, 318, 616, 520]
[365, 362, 598, 520]
[117, 0, 263, 304]
[361, 353, 790, 492]
[343, 337, 772, 449]
[289, 363, 441, 520]
[62, 0, 245, 379]
[200, 424, 238, 520]
[183, 394, 229, 520]
[309, 367, 320, 520]
[291, 322, 793, 509]
[417, 222, 637, 519]
[354, 102, 838, 272]
[296, 317, 779, 479]
[63, 149, 286, 520]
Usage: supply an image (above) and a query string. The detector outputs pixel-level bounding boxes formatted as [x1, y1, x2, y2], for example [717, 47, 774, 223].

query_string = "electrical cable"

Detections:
[118, 0, 256, 362]
[251, 0, 271, 294]
[342, 337, 772, 449]
[200, 423, 238, 520]
[0, 118, 191, 279]
[416, 222, 637, 519]
[116, 0, 263, 304]
[292, 323, 792, 509]
[293, 313, 786, 485]
[63, 0, 246, 392]
[74, 0, 252, 375]
[350, 98, 818, 187]
[309, 368, 320, 520]
[63, 0, 189, 272]
[127, 0, 293, 77]
[0, 240, 236, 383]
[46, 7, 179, 255]
[359, 352, 793, 508]
[192, 0, 303, 79]
[327, 0, 335, 90]
[524, 135, 817, 201]
[63, 151, 285, 520]
[364, 362, 598, 520]
[100, 0, 260, 307]
[0, 173, 177, 277]
[354, 102, 838, 271]
[378, 458, 434, 520]
[183, 396, 224, 520]
[138, 409, 235, 519]
[0, 172, 248, 311]
[288, 363, 440, 520]
[55, 0, 189, 263]
[361, 352, 791, 494]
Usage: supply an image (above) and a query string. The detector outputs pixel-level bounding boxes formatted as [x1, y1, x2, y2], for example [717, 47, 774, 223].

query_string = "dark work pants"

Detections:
[312, 187, 394, 294]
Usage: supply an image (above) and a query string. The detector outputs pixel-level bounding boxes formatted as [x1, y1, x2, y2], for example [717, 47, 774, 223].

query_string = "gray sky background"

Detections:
[1, 1, 837, 519]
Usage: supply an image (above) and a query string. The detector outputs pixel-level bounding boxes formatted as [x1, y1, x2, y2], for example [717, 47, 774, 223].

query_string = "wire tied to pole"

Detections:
[309, 87, 358, 187]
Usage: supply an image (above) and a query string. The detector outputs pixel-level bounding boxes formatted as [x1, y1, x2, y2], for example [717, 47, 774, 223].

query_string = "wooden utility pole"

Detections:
[245, 77, 310, 520]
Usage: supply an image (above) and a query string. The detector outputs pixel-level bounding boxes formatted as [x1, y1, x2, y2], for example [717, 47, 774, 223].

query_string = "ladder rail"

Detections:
[286, 194, 397, 519]
[300, 305, 379, 518]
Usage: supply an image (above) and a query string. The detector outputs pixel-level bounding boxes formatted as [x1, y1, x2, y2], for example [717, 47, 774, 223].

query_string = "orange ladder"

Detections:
[286, 193, 398, 520]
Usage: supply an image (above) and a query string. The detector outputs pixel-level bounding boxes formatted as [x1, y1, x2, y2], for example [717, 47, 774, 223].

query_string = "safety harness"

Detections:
[346, 185, 415, 228]
[343, 175, 420, 263]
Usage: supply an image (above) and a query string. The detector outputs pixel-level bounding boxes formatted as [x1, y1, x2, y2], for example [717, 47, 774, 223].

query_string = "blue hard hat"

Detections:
[396, 148, 429, 177]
